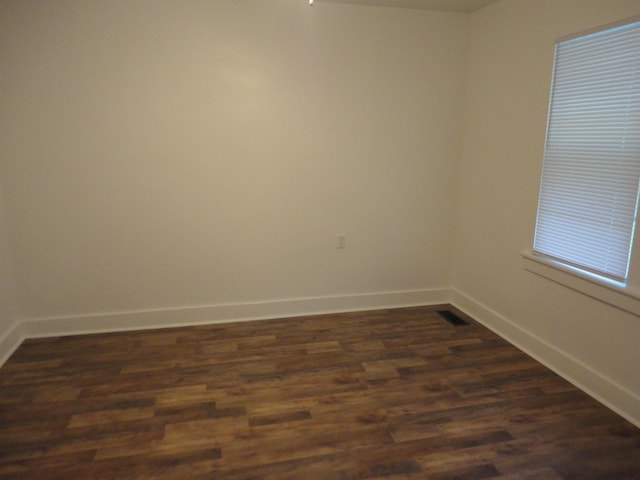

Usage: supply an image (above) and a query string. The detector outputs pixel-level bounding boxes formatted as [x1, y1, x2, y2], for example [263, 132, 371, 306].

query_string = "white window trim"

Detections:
[522, 249, 640, 316]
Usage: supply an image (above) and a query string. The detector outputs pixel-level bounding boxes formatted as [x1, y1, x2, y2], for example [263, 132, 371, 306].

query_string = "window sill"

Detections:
[521, 250, 640, 317]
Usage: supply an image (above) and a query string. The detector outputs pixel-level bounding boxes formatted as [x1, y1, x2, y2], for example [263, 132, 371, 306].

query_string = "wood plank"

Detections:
[0, 306, 639, 479]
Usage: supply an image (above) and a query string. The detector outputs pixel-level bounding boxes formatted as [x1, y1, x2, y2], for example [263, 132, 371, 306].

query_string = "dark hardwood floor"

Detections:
[1, 305, 639, 479]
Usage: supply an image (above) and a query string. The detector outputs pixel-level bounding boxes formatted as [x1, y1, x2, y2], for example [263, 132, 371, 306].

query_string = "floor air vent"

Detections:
[437, 310, 469, 326]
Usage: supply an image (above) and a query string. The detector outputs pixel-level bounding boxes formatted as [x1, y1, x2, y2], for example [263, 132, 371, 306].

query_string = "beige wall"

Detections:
[0, 0, 467, 318]
[0, 182, 20, 361]
[454, 0, 640, 419]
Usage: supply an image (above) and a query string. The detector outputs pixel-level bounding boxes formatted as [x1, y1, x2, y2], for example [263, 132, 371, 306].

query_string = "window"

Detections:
[524, 18, 640, 315]
[530, 19, 640, 298]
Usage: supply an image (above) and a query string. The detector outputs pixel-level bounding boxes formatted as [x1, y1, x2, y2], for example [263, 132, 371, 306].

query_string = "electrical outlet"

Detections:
[337, 235, 346, 249]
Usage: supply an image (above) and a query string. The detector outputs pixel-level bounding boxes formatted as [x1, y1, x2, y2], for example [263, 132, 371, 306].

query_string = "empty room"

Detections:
[1, 0, 640, 478]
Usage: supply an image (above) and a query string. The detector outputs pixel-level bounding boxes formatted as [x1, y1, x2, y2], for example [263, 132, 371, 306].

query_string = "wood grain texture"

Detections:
[1, 305, 639, 479]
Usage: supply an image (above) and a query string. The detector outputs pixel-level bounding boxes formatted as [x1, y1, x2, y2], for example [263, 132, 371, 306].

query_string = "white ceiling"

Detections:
[318, 0, 499, 13]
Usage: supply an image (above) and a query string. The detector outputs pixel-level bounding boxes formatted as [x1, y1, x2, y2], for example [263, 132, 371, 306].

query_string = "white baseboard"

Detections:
[451, 289, 640, 428]
[19, 288, 450, 339]
[0, 320, 25, 366]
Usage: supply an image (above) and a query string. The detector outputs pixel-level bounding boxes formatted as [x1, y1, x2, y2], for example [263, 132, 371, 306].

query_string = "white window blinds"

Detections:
[533, 21, 640, 282]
